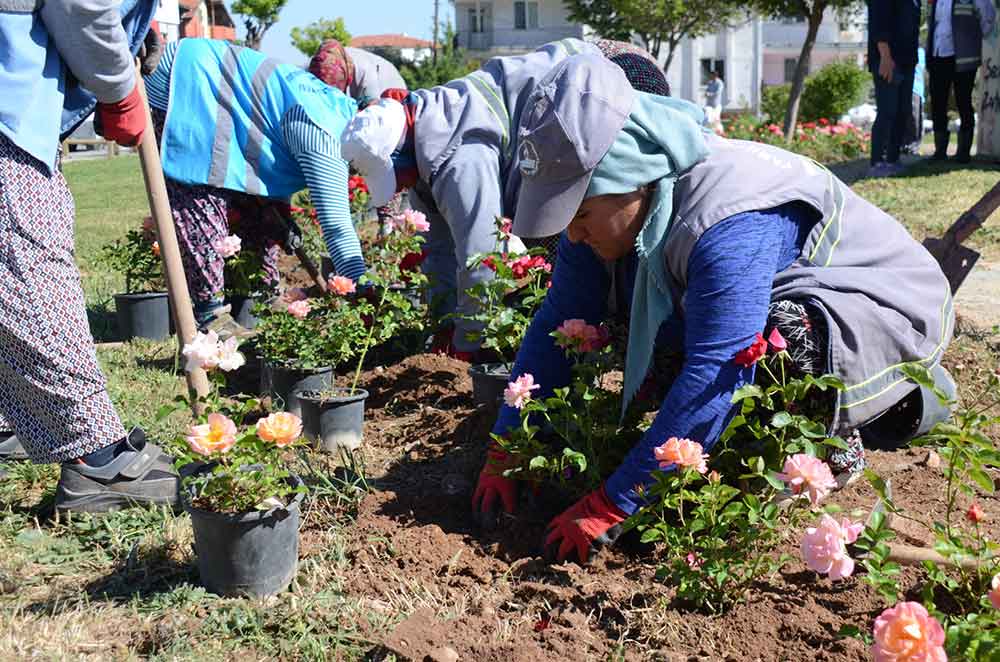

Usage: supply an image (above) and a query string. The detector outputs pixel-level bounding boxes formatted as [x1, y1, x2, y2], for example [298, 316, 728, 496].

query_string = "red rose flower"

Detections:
[734, 332, 768, 367]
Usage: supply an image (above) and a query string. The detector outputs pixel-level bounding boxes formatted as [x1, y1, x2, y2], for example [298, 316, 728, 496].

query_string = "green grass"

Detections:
[0, 152, 995, 660]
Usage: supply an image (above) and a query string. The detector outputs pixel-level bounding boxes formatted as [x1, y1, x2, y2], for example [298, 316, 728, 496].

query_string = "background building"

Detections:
[453, 0, 584, 55]
[179, 0, 236, 41]
[350, 34, 435, 63]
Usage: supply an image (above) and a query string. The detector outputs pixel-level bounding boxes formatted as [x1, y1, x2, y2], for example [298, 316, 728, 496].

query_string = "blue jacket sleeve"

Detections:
[492, 233, 611, 435]
[604, 211, 792, 514]
[282, 106, 366, 282]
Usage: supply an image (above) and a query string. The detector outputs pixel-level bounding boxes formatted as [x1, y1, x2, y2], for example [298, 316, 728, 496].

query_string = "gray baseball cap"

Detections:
[512, 53, 637, 239]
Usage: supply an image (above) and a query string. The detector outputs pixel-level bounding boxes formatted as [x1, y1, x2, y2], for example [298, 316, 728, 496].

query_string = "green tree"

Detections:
[400, 23, 477, 89]
[746, 0, 863, 139]
[290, 17, 352, 58]
[563, 0, 747, 72]
[231, 0, 287, 50]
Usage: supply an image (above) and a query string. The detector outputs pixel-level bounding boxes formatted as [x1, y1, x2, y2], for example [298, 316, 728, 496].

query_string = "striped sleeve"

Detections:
[142, 40, 178, 112]
[282, 106, 366, 282]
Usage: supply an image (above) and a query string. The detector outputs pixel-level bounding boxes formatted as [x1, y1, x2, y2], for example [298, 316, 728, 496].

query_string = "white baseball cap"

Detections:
[340, 98, 407, 208]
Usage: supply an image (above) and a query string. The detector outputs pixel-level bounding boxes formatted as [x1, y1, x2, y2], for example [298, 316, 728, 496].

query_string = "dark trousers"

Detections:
[871, 68, 915, 165]
[928, 56, 976, 134]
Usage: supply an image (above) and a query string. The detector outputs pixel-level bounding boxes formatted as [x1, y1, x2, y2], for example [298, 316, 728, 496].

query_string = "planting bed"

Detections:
[308, 347, 999, 661]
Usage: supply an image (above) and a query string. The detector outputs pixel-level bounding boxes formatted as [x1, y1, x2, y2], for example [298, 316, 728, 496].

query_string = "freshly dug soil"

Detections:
[322, 353, 998, 661]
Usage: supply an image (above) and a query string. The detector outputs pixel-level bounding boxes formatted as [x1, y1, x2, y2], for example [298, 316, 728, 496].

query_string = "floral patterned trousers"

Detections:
[0, 134, 126, 463]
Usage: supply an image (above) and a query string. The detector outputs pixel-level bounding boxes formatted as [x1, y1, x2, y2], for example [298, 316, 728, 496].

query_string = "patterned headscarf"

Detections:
[308, 40, 355, 92]
[610, 52, 671, 97]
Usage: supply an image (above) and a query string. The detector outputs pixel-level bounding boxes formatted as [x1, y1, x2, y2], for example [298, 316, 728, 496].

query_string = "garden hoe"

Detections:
[133, 66, 210, 414]
[923, 178, 1000, 294]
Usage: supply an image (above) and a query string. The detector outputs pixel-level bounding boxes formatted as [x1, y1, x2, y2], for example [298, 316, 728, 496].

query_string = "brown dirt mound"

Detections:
[339, 353, 997, 661]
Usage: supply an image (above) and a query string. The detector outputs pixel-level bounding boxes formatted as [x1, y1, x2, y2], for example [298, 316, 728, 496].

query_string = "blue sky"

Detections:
[224, 1, 456, 65]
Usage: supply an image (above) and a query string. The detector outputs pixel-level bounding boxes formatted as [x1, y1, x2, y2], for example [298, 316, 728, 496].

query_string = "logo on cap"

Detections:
[519, 139, 540, 177]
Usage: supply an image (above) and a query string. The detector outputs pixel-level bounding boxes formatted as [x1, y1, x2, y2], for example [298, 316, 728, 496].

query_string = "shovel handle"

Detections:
[946, 179, 1000, 245]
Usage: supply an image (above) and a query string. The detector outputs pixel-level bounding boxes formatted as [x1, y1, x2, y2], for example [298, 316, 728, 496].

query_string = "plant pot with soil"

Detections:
[296, 387, 369, 453]
[218, 233, 272, 331]
[457, 217, 553, 408]
[98, 218, 171, 341]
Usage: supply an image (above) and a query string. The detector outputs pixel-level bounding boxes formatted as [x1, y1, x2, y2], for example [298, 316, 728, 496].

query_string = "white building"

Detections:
[762, 8, 866, 86]
[453, 0, 584, 55]
[154, 0, 180, 43]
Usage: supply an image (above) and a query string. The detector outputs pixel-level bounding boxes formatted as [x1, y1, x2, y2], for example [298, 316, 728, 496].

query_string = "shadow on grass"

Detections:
[87, 303, 119, 343]
[829, 154, 1000, 186]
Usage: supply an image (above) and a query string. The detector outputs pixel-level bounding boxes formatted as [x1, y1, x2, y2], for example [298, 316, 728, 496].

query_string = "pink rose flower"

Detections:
[553, 319, 607, 353]
[186, 413, 238, 456]
[500, 217, 513, 235]
[503, 373, 540, 409]
[767, 327, 788, 353]
[282, 287, 308, 303]
[212, 234, 242, 258]
[256, 412, 302, 447]
[393, 209, 430, 234]
[182, 330, 222, 372]
[871, 602, 947, 662]
[328, 275, 357, 296]
[287, 299, 312, 319]
[654, 437, 709, 474]
[801, 514, 864, 580]
[215, 336, 246, 372]
[777, 454, 837, 506]
[508, 255, 552, 279]
[989, 574, 1000, 610]
[734, 332, 768, 367]
[966, 502, 985, 524]
[685, 552, 703, 569]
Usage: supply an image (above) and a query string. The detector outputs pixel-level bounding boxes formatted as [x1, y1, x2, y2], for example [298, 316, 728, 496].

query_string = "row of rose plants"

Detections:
[722, 115, 870, 163]
[497, 319, 1000, 660]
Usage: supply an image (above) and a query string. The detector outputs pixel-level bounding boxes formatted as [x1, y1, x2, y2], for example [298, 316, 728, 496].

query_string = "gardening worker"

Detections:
[142, 38, 364, 336]
[308, 39, 409, 228]
[927, 0, 996, 162]
[472, 54, 956, 564]
[340, 38, 671, 360]
[0, 0, 180, 511]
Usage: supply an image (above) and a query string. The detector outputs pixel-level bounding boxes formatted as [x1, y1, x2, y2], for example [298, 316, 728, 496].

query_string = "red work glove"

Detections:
[544, 485, 627, 564]
[471, 444, 519, 529]
[97, 85, 146, 147]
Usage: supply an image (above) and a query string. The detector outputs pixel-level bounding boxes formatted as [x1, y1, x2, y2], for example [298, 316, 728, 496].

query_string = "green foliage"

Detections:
[798, 60, 870, 123]
[399, 23, 477, 89]
[223, 247, 269, 298]
[96, 223, 164, 293]
[231, 0, 288, 49]
[290, 17, 352, 58]
[722, 114, 869, 162]
[563, 0, 746, 66]
[457, 217, 552, 368]
[761, 84, 791, 124]
[251, 299, 368, 371]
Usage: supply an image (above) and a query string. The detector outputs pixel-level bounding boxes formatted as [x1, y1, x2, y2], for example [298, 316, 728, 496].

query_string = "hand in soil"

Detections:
[543, 485, 627, 564]
[471, 446, 519, 530]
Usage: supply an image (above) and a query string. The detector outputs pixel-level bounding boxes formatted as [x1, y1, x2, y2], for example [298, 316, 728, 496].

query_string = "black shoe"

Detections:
[54, 428, 179, 513]
[931, 131, 950, 160]
[955, 127, 974, 164]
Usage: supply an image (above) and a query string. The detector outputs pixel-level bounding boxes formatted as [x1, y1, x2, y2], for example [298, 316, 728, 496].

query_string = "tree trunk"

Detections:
[782, 2, 826, 140]
[244, 21, 263, 50]
[663, 39, 680, 74]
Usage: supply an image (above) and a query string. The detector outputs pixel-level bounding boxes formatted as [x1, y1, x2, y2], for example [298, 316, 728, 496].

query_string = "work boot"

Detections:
[931, 131, 950, 160]
[55, 428, 179, 513]
[203, 305, 255, 341]
[955, 127, 974, 164]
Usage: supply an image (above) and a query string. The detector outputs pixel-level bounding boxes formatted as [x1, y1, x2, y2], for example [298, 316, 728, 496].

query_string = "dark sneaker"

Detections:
[55, 429, 179, 513]
[203, 306, 255, 341]
[0, 434, 28, 462]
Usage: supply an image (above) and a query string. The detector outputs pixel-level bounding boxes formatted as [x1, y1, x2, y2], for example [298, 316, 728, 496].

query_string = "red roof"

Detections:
[350, 34, 434, 49]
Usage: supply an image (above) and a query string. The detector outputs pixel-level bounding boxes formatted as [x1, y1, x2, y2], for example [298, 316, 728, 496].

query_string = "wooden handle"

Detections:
[134, 65, 209, 415]
[946, 179, 1000, 245]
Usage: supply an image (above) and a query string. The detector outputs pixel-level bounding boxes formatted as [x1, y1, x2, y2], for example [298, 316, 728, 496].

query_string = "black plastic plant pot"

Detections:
[226, 295, 260, 330]
[113, 291, 171, 341]
[296, 388, 368, 454]
[468, 363, 511, 408]
[183, 473, 305, 598]
[261, 362, 334, 418]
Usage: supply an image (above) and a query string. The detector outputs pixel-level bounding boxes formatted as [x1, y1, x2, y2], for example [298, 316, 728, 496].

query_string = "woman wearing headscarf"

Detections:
[340, 39, 671, 360]
[472, 54, 956, 564]
[142, 38, 364, 336]
[0, 0, 179, 512]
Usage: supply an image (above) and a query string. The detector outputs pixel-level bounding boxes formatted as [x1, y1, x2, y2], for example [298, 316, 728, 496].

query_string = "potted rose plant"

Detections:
[215, 229, 270, 330]
[460, 217, 552, 407]
[296, 210, 429, 454]
[97, 217, 170, 340]
[175, 331, 306, 597]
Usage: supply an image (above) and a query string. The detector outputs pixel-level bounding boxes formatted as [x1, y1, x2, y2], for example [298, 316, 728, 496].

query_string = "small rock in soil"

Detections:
[924, 450, 941, 468]
[426, 645, 460, 662]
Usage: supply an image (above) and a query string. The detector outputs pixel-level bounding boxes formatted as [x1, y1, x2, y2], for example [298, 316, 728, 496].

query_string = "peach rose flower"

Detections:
[186, 413, 238, 456]
[257, 412, 302, 447]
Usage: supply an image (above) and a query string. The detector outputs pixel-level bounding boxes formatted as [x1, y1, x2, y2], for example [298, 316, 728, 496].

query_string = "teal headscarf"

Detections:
[584, 93, 710, 418]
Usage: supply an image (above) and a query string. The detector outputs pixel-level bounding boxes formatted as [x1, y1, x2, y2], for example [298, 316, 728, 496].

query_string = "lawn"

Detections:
[0, 154, 994, 660]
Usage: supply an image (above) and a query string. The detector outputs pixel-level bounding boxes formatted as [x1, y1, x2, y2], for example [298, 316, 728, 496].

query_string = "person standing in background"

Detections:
[866, 0, 921, 178]
[903, 46, 926, 154]
[927, 0, 997, 162]
[704, 70, 724, 131]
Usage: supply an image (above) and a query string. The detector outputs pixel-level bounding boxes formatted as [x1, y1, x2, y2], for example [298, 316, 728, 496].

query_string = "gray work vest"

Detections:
[929, 0, 985, 72]
[662, 136, 954, 430]
[0, 0, 41, 11]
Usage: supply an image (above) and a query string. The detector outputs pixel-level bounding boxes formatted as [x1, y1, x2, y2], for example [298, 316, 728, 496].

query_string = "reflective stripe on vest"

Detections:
[465, 70, 511, 156]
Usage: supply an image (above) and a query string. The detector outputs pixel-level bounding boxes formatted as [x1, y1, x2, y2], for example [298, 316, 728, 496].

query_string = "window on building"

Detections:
[784, 58, 798, 82]
[700, 58, 725, 84]
[514, 1, 539, 30]
[468, 5, 494, 33]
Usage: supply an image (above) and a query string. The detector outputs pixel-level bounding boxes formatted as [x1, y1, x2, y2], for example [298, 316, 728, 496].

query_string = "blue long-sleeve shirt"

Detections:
[493, 202, 819, 514]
